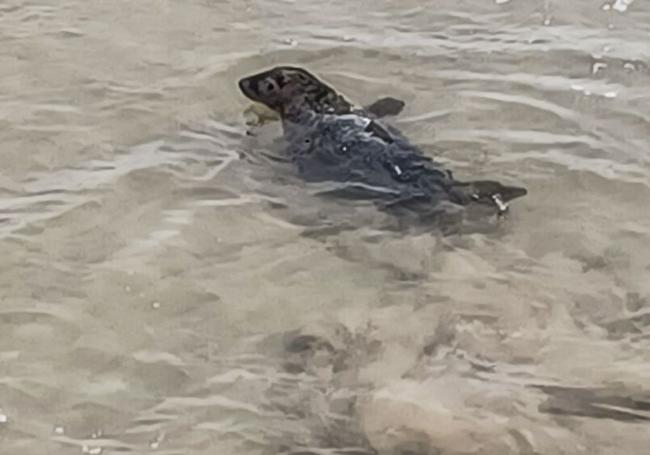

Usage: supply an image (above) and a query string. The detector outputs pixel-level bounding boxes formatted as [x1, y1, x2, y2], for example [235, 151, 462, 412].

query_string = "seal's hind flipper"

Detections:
[364, 97, 406, 118]
[451, 180, 527, 215]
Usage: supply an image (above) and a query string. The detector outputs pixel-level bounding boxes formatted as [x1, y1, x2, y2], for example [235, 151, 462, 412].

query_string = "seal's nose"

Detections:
[238, 78, 251, 95]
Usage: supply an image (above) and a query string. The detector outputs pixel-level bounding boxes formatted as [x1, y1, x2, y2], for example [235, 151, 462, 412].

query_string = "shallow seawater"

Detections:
[1, 0, 650, 454]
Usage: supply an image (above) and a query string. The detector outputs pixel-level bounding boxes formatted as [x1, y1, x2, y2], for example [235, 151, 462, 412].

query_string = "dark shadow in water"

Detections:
[534, 385, 650, 422]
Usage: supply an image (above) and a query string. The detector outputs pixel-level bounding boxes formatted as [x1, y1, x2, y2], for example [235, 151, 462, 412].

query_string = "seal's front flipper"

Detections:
[244, 103, 280, 127]
[364, 97, 406, 118]
[451, 180, 527, 215]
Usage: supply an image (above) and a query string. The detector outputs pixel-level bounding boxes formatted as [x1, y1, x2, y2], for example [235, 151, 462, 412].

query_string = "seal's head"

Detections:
[238, 66, 353, 118]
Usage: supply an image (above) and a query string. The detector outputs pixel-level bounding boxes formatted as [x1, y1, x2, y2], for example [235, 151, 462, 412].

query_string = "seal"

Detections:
[239, 66, 526, 217]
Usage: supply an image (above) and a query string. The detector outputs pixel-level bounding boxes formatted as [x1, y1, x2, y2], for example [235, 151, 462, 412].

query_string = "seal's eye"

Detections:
[260, 78, 278, 95]
[296, 73, 309, 83]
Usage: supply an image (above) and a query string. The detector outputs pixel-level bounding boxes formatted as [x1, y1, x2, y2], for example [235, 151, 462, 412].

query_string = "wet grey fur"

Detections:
[285, 112, 453, 200]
